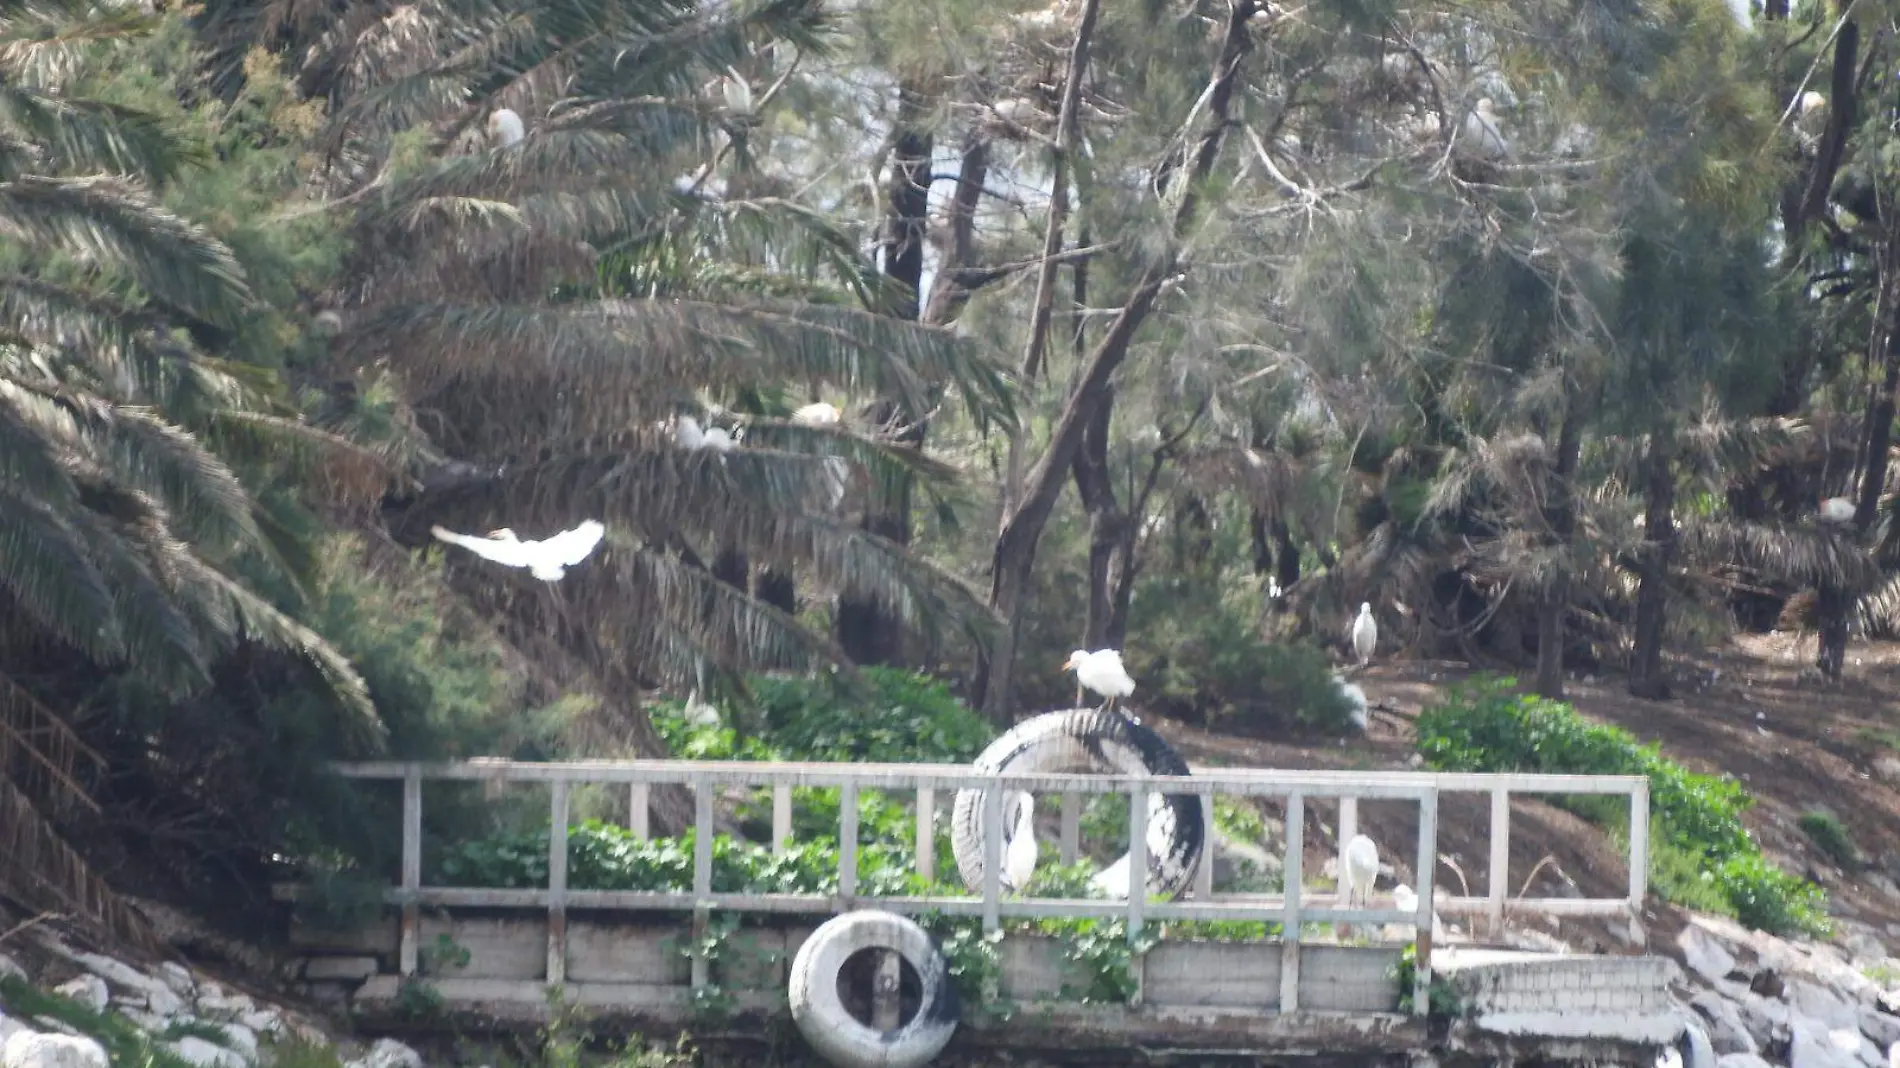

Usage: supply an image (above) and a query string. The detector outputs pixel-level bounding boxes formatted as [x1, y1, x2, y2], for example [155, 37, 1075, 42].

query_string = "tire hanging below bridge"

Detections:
[950, 708, 1207, 901]
[787, 910, 960, 1068]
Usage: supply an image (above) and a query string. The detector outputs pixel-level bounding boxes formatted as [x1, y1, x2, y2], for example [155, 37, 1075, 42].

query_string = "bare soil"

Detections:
[1142, 636, 1900, 956]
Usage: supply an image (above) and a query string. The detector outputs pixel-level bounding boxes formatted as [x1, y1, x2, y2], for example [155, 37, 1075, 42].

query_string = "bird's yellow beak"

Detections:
[1061, 654, 1078, 671]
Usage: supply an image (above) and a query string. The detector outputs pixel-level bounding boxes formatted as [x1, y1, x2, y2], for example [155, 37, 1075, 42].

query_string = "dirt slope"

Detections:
[1142, 636, 1900, 956]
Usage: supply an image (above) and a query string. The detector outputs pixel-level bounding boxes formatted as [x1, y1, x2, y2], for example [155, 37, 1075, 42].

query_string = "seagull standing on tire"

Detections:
[1063, 649, 1136, 716]
[1001, 791, 1038, 895]
[1350, 603, 1378, 668]
[430, 520, 605, 581]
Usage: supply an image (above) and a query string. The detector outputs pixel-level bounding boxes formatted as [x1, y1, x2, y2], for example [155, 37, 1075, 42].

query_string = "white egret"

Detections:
[721, 69, 754, 116]
[683, 690, 720, 728]
[1351, 603, 1377, 667]
[1063, 649, 1135, 715]
[1001, 791, 1038, 894]
[312, 310, 343, 337]
[792, 401, 842, 426]
[1819, 496, 1855, 524]
[1460, 98, 1508, 160]
[675, 415, 736, 453]
[1341, 834, 1380, 910]
[430, 520, 605, 581]
[487, 108, 524, 148]
[701, 425, 736, 451]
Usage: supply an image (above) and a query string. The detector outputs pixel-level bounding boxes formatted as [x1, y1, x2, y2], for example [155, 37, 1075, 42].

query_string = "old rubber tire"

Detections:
[950, 708, 1206, 901]
[787, 910, 959, 1068]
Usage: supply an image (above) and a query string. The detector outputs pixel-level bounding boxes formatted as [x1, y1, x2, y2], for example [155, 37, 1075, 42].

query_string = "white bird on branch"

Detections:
[1460, 98, 1509, 160]
[487, 108, 524, 148]
[1819, 496, 1855, 525]
[430, 520, 605, 581]
[1351, 603, 1378, 667]
[792, 401, 842, 426]
[676, 415, 736, 453]
[1064, 648, 1136, 715]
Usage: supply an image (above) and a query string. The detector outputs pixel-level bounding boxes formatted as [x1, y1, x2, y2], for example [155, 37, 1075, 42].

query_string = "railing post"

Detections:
[981, 784, 1003, 934]
[1194, 789, 1215, 901]
[547, 781, 569, 985]
[1279, 790, 1303, 1014]
[1487, 787, 1509, 938]
[915, 787, 935, 884]
[399, 764, 422, 977]
[691, 776, 714, 991]
[627, 783, 649, 841]
[1628, 777, 1650, 946]
[1059, 791, 1081, 863]
[772, 784, 792, 854]
[1127, 782, 1149, 939]
[1336, 796, 1357, 909]
[1413, 789, 1438, 1018]
[839, 783, 859, 905]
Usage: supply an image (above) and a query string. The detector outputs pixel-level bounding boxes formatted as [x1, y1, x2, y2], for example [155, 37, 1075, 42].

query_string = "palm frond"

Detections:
[0, 773, 157, 950]
[0, 483, 124, 664]
[0, 86, 188, 179]
[0, 4, 155, 90]
[1680, 516, 1880, 592]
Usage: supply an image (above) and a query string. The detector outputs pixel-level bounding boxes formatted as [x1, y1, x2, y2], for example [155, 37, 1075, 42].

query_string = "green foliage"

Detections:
[0, 977, 199, 1068]
[656, 667, 994, 764]
[1393, 943, 1464, 1019]
[1797, 811, 1860, 870]
[1415, 676, 1830, 937]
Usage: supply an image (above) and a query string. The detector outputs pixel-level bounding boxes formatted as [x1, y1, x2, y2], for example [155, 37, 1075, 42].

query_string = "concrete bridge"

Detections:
[274, 759, 1678, 1066]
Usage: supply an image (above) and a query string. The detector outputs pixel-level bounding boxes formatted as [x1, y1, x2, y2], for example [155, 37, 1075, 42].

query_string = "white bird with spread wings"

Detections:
[430, 520, 606, 582]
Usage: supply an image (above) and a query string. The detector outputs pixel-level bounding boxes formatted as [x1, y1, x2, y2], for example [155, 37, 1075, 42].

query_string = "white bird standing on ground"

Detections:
[1819, 496, 1855, 524]
[1063, 649, 1136, 715]
[792, 401, 842, 426]
[1001, 791, 1038, 894]
[1350, 603, 1378, 667]
[1460, 98, 1509, 160]
[1341, 834, 1380, 910]
[430, 520, 605, 581]
[487, 108, 524, 148]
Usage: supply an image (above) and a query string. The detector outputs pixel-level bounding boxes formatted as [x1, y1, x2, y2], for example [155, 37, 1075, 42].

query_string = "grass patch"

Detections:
[1799, 811, 1861, 870]
[156, 1020, 232, 1046]
[0, 976, 199, 1068]
[1414, 675, 1830, 937]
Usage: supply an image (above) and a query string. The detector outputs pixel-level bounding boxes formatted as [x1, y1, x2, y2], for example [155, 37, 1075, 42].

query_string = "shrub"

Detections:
[1414, 676, 1829, 937]
[1797, 810, 1859, 870]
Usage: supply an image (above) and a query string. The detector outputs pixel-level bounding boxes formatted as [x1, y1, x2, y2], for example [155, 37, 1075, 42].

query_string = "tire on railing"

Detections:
[950, 708, 1206, 901]
[787, 910, 960, 1068]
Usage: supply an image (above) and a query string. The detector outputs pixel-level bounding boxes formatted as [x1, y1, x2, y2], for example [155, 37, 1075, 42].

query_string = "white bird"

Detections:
[1796, 91, 1828, 137]
[1819, 496, 1855, 524]
[486, 108, 524, 148]
[1089, 792, 1172, 899]
[682, 690, 720, 728]
[792, 401, 842, 426]
[1001, 791, 1038, 894]
[312, 310, 344, 337]
[721, 69, 754, 116]
[430, 520, 605, 582]
[1334, 676, 1368, 731]
[1063, 648, 1136, 715]
[675, 415, 736, 453]
[1341, 834, 1380, 910]
[1350, 603, 1377, 667]
[1460, 98, 1508, 160]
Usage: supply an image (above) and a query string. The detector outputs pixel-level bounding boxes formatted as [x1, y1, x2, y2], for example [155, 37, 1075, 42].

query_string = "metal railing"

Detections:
[314, 759, 1650, 1018]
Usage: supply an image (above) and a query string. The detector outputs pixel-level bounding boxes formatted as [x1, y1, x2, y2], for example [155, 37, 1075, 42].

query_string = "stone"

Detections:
[236, 1010, 283, 1039]
[194, 992, 254, 1020]
[164, 1038, 245, 1068]
[1793, 1018, 1867, 1068]
[158, 964, 194, 1000]
[1718, 1055, 1773, 1068]
[0, 1017, 30, 1046]
[1682, 925, 1740, 985]
[70, 953, 164, 998]
[51, 977, 106, 1013]
[0, 956, 25, 983]
[1864, 1009, 1900, 1050]
[345, 1038, 423, 1068]
[144, 986, 184, 1019]
[1692, 990, 1760, 1056]
[300, 958, 377, 983]
[1794, 979, 1866, 1031]
[1, 1033, 108, 1068]
[212, 1024, 258, 1062]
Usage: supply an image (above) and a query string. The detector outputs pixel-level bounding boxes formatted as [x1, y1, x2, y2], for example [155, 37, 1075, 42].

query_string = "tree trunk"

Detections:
[1073, 389, 1123, 648]
[1533, 403, 1583, 699]
[836, 83, 934, 666]
[1628, 433, 1677, 699]
[979, 1, 1259, 718]
[1274, 521, 1301, 592]
[1818, 284, 1900, 676]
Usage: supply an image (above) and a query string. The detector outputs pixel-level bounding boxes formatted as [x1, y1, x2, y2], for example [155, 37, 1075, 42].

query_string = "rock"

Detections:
[0, 1017, 30, 1046]
[212, 1025, 258, 1062]
[1, 1033, 108, 1068]
[0, 956, 25, 983]
[1718, 1056, 1774, 1068]
[1683, 925, 1741, 984]
[1793, 1018, 1866, 1068]
[300, 958, 377, 983]
[1693, 990, 1760, 1056]
[117, 1010, 167, 1034]
[237, 1010, 283, 1039]
[194, 991, 255, 1020]
[144, 986, 184, 1019]
[165, 1038, 246, 1068]
[69, 953, 165, 999]
[158, 964, 194, 1000]
[51, 977, 106, 1013]
[345, 1038, 423, 1068]
[1794, 979, 1865, 1031]
[1863, 1008, 1900, 1050]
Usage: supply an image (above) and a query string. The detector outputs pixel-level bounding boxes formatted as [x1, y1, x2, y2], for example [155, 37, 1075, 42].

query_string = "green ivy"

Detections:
[1414, 676, 1829, 937]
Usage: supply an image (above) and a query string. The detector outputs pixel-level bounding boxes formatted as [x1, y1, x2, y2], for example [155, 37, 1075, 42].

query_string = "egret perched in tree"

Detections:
[675, 415, 736, 453]
[1341, 834, 1380, 910]
[792, 401, 842, 426]
[1001, 791, 1038, 894]
[1819, 497, 1855, 524]
[487, 108, 524, 148]
[721, 69, 754, 116]
[1350, 603, 1377, 667]
[430, 520, 605, 581]
[1460, 98, 1508, 160]
[1063, 649, 1135, 714]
